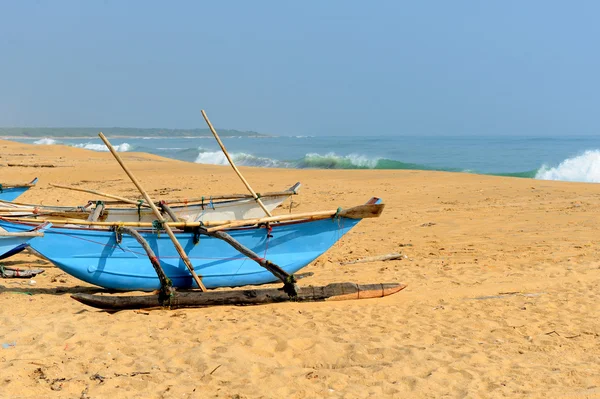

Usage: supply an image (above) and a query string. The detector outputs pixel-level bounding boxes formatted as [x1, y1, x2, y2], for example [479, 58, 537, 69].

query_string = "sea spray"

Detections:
[535, 150, 600, 183]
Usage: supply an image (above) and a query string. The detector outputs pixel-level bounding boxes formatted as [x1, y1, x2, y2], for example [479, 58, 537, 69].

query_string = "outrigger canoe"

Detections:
[0, 198, 383, 291]
[0, 182, 300, 223]
[0, 178, 38, 202]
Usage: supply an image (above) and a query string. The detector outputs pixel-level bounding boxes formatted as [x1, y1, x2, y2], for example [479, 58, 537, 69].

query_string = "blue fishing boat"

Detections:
[0, 221, 49, 260]
[0, 199, 383, 290]
[0, 178, 38, 202]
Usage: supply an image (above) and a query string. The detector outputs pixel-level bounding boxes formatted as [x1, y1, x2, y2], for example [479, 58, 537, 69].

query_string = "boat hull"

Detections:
[0, 178, 38, 202]
[0, 217, 361, 290]
[0, 239, 30, 260]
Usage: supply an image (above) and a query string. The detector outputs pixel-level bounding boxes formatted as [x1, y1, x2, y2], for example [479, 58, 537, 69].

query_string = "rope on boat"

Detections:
[113, 224, 124, 244]
[152, 220, 164, 231]
[333, 207, 343, 219]
[137, 200, 145, 221]
[192, 223, 203, 245]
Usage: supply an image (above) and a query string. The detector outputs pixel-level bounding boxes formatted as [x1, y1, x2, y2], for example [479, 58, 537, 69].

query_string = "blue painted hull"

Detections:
[0, 217, 362, 290]
[0, 178, 38, 202]
[0, 187, 31, 202]
[0, 242, 29, 260]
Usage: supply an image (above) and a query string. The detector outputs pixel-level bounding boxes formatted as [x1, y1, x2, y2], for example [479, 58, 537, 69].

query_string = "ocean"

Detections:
[9, 135, 600, 183]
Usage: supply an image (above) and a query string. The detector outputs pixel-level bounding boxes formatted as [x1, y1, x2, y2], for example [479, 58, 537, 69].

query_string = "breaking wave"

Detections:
[33, 138, 58, 145]
[535, 150, 600, 183]
[73, 142, 132, 152]
[194, 149, 435, 170]
[195, 150, 287, 168]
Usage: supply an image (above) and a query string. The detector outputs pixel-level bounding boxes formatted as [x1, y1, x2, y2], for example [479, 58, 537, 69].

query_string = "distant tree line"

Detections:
[0, 127, 269, 138]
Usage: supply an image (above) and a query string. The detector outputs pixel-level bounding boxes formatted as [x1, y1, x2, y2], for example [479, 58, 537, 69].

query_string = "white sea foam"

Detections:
[194, 148, 381, 169]
[194, 150, 229, 165]
[535, 150, 600, 183]
[33, 138, 58, 145]
[194, 150, 284, 167]
[302, 152, 380, 168]
[73, 142, 132, 152]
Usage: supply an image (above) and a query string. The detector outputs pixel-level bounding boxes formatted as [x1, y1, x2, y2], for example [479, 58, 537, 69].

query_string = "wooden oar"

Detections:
[3, 202, 385, 229]
[98, 133, 207, 291]
[49, 184, 151, 208]
[201, 109, 272, 217]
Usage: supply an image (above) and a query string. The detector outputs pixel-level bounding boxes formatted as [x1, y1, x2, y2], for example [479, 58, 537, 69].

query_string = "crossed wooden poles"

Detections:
[97, 110, 297, 297]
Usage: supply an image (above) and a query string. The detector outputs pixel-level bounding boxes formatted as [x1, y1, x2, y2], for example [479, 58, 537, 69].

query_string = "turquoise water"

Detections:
[10, 135, 600, 183]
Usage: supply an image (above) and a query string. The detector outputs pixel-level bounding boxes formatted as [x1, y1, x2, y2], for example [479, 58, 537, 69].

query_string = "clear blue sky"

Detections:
[1, 1, 598, 136]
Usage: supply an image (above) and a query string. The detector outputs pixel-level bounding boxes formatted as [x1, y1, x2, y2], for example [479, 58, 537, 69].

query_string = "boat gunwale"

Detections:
[0, 214, 346, 234]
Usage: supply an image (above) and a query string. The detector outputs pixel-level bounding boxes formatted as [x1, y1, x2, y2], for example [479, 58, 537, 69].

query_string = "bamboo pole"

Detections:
[0, 207, 38, 212]
[50, 183, 298, 206]
[49, 184, 151, 208]
[2, 202, 384, 229]
[201, 109, 272, 217]
[87, 202, 105, 222]
[0, 231, 44, 237]
[98, 133, 207, 291]
[3, 202, 384, 229]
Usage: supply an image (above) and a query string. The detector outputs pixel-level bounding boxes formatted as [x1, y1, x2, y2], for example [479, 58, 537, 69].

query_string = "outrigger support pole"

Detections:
[159, 201, 180, 223]
[120, 226, 175, 305]
[193, 226, 299, 297]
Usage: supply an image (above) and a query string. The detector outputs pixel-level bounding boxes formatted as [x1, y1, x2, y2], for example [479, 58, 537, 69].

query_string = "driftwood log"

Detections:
[71, 282, 407, 310]
[0, 266, 45, 278]
[341, 252, 406, 265]
[7, 163, 56, 168]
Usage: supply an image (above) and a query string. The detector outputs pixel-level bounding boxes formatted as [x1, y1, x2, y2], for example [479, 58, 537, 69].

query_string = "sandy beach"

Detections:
[1, 138, 599, 398]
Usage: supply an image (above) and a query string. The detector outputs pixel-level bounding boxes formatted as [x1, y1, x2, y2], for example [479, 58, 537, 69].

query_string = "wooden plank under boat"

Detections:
[71, 282, 407, 310]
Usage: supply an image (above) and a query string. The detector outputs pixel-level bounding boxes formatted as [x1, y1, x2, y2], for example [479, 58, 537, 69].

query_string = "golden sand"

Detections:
[0, 139, 599, 398]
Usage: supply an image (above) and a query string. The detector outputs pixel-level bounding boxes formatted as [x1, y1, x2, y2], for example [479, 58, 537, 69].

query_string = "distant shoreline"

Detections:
[0, 135, 271, 140]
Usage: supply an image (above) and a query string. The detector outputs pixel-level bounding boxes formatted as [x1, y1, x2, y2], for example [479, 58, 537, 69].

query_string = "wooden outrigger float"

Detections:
[72, 283, 407, 310]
